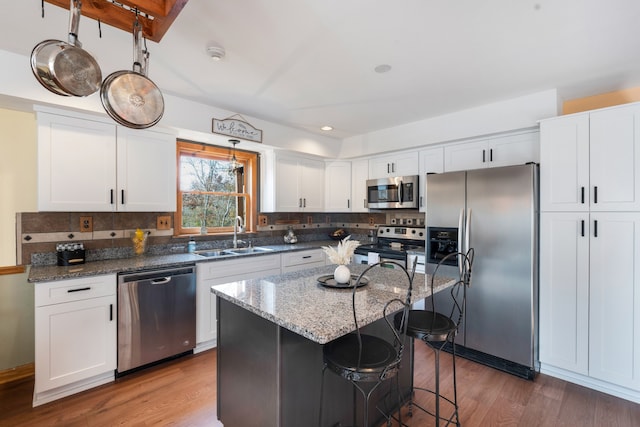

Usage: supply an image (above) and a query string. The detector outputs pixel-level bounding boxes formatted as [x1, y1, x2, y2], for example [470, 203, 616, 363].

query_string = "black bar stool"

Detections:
[395, 248, 474, 426]
[318, 260, 417, 427]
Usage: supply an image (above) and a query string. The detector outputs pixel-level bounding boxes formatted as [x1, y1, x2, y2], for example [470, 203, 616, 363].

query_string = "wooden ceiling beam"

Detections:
[43, 0, 189, 42]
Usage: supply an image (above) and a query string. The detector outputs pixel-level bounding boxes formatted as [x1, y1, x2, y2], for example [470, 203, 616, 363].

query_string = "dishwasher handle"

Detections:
[151, 277, 171, 285]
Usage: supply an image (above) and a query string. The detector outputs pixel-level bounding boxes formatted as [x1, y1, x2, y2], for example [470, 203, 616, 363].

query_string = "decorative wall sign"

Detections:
[212, 115, 263, 143]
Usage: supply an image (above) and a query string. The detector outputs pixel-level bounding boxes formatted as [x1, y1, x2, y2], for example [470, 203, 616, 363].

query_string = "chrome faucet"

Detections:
[233, 216, 244, 248]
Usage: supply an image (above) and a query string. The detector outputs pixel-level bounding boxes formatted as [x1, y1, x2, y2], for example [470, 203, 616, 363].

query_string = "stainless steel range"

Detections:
[353, 225, 426, 271]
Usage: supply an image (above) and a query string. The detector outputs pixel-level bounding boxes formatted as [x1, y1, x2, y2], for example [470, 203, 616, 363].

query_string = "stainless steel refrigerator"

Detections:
[425, 163, 539, 379]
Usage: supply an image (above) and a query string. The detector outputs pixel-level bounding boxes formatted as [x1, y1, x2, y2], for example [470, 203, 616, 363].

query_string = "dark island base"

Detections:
[216, 298, 414, 427]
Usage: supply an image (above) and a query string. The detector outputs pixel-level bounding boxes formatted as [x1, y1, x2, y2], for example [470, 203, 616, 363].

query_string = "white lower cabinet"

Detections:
[540, 212, 640, 401]
[195, 254, 281, 352]
[34, 274, 117, 406]
[281, 249, 325, 273]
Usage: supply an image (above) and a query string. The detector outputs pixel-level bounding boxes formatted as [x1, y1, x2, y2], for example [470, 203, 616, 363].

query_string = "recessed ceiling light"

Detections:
[374, 64, 392, 73]
[320, 125, 333, 131]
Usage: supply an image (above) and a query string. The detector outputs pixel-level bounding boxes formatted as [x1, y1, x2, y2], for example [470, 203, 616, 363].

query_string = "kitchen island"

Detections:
[211, 264, 455, 427]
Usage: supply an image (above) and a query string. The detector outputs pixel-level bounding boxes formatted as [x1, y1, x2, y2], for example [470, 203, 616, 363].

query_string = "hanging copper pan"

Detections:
[30, 0, 102, 97]
[100, 19, 164, 129]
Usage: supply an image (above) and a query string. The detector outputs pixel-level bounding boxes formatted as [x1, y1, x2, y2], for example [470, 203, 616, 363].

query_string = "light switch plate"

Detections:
[157, 215, 172, 230]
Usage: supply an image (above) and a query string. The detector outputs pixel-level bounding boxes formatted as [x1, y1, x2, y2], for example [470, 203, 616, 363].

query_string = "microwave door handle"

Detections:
[398, 180, 403, 204]
[458, 208, 464, 275]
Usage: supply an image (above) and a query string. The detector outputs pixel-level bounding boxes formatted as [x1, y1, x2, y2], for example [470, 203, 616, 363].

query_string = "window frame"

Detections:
[176, 140, 259, 236]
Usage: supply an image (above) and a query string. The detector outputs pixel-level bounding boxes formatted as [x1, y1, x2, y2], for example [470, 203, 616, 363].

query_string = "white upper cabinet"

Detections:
[37, 111, 176, 212]
[368, 151, 419, 179]
[589, 105, 640, 211]
[351, 158, 369, 212]
[444, 130, 539, 172]
[115, 127, 177, 212]
[418, 147, 444, 212]
[540, 103, 640, 212]
[38, 113, 117, 211]
[325, 161, 351, 212]
[274, 153, 325, 212]
[539, 114, 590, 211]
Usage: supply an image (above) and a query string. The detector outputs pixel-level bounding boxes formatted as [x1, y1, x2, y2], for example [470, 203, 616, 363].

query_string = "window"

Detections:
[176, 140, 259, 236]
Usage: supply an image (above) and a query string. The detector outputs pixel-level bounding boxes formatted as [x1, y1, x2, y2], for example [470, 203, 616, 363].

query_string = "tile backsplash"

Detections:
[18, 211, 387, 266]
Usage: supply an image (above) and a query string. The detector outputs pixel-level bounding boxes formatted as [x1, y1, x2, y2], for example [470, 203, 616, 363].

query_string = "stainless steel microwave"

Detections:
[366, 175, 419, 209]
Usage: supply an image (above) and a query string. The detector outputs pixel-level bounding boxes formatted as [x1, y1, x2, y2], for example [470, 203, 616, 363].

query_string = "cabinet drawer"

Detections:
[198, 254, 282, 279]
[282, 249, 324, 267]
[35, 274, 116, 307]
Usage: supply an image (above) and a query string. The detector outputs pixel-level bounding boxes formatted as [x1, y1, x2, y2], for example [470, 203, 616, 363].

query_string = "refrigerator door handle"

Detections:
[465, 208, 472, 253]
[458, 208, 464, 275]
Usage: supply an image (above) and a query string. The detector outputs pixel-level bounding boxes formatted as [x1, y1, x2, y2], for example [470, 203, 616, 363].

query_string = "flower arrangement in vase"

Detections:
[322, 236, 360, 284]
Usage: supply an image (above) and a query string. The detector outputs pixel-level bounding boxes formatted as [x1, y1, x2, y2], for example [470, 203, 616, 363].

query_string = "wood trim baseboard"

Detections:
[0, 363, 34, 385]
[0, 266, 26, 276]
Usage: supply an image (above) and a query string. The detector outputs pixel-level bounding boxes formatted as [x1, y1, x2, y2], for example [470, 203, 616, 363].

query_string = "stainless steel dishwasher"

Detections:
[117, 265, 196, 374]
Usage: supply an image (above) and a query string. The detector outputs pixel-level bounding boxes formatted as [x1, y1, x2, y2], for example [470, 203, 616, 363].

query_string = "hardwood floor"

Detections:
[1, 343, 639, 427]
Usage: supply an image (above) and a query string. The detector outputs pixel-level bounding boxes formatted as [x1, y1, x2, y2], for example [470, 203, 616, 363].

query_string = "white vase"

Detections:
[334, 264, 351, 284]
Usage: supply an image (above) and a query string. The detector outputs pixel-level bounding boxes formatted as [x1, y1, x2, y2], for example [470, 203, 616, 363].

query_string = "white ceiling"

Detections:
[3, 0, 640, 139]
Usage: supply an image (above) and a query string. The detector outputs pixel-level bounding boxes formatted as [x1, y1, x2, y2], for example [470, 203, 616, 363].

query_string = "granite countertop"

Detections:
[211, 264, 456, 344]
[27, 241, 337, 283]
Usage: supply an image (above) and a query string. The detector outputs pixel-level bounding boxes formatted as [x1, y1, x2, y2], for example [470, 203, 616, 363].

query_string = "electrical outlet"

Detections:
[80, 216, 93, 232]
[307, 216, 313, 225]
[369, 217, 375, 226]
[157, 215, 172, 230]
[258, 215, 268, 226]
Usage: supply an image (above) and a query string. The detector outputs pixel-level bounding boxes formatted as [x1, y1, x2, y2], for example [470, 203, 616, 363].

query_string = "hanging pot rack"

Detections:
[43, 0, 189, 42]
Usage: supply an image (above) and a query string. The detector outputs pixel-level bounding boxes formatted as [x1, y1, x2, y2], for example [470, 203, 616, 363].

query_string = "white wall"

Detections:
[0, 108, 37, 265]
[0, 108, 37, 370]
[339, 89, 559, 158]
[0, 49, 343, 159]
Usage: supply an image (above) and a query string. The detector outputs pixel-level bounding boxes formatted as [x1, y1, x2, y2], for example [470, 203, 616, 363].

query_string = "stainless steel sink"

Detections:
[193, 249, 228, 258]
[194, 247, 273, 258]
[224, 247, 274, 255]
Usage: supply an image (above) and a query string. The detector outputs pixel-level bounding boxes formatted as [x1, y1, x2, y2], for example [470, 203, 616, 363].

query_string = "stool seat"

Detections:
[404, 310, 457, 342]
[324, 334, 400, 382]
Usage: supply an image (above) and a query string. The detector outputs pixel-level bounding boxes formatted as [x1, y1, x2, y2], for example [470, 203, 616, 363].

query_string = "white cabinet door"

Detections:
[275, 154, 325, 211]
[116, 128, 177, 212]
[540, 114, 590, 212]
[38, 113, 117, 211]
[444, 140, 487, 172]
[589, 212, 640, 390]
[589, 105, 640, 212]
[368, 152, 419, 178]
[35, 295, 116, 393]
[275, 155, 300, 211]
[196, 255, 281, 348]
[539, 212, 589, 375]
[325, 161, 351, 212]
[418, 147, 444, 212]
[299, 158, 325, 211]
[351, 158, 369, 212]
[488, 131, 539, 168]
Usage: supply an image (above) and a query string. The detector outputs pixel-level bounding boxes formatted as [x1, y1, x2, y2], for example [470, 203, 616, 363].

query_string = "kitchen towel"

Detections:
[367, 252, 380, 265]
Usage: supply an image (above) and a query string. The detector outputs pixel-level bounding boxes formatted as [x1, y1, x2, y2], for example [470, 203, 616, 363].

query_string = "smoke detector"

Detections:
[207, 44, 226, 61]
